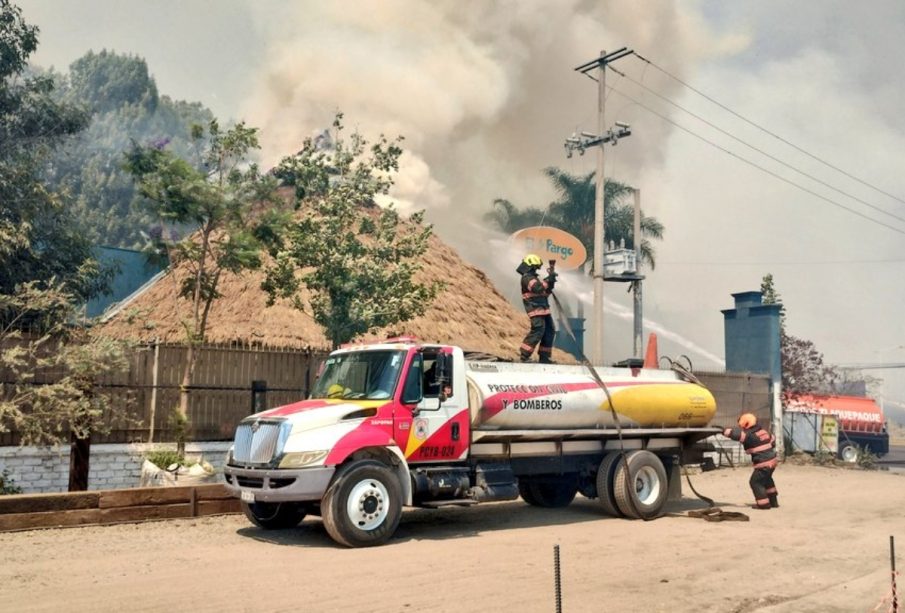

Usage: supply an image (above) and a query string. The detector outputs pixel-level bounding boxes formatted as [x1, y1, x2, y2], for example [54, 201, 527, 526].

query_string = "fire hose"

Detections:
[546, 269, 747, 522]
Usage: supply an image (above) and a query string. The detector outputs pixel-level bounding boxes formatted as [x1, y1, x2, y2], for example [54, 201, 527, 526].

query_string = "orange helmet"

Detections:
[737, 413, 757, 429]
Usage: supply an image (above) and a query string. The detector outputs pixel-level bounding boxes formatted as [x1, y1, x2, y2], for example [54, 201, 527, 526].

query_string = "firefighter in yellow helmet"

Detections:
[516, 254, 557, 363]
[722, 413, 779, 510]
[327, 384, 347, 399]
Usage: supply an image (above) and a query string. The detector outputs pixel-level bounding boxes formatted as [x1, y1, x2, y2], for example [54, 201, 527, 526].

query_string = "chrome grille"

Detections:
[233, 420, 285, 464]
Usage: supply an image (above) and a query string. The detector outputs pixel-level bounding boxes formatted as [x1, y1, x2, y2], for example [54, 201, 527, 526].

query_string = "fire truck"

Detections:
[223, 338, 718, 547]
[786, 394, 889, 462]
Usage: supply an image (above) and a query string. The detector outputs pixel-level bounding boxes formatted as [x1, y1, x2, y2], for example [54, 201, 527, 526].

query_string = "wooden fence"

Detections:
[2, 339, 774, 447]
[1, 340, 328, 446]
[0, 483, 239, 531]
[695, 371, 774, 426]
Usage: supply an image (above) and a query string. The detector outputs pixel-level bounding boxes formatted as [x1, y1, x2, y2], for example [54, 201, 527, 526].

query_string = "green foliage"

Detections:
[265, 113, 441, 348]
[856, 446, 878, 470]
[761, 274, 840, 400]
[144, 449, 192, 470]
[0, 1, 37, 79]
[484, 198, 546, 233]
[68, 50, 159, 114]
[0, 468, 22, 495]
[167, 406, 188, 448]
[0, 282, 131, 446]
[124, 118, 282, 446]
[484, 169, 664, 269]
[0, 3, 105, 310]
[43, 50, 215, 249]
[812, 449, 836, 466]
[125, 119, 282, 342]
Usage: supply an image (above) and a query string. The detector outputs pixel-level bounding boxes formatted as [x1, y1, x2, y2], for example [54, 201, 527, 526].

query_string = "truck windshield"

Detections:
[311, 350, 405, 401]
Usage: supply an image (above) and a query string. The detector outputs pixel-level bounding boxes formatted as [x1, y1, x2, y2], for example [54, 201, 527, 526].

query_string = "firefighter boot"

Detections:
[519, 351, 532, 363]
[769, 494, 779, 508]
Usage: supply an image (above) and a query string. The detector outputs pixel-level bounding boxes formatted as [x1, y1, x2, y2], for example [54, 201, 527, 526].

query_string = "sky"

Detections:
[17, 0, 905, 409]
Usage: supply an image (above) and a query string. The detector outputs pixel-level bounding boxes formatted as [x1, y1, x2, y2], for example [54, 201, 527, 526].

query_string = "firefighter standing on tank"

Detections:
[517, 254, 557, 363]
[723, 413, 779, 510]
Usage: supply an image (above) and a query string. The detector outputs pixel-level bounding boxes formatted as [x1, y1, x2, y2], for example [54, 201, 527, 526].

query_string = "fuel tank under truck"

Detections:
[465, 361, 716, 430]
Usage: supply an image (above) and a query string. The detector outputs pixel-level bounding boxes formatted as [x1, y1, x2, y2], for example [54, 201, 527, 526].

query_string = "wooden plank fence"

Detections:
[0, 483, 240, 531]
[1, 339, 329, 446]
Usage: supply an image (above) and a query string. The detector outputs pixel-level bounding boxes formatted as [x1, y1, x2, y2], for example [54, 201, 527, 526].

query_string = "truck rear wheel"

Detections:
[613, 450, 668, 519]
[321, 460, 403, 548]
[595, 452, 624, 518]
[518, 477, 578, 508]
[241, 501, 306, 530]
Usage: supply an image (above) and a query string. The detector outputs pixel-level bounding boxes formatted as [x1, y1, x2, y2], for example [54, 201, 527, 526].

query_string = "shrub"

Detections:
[0, 468, 22, 495]
[812, 449, 836, 466]
[856, 446, 878, 470]
[145, 449, 185, 470]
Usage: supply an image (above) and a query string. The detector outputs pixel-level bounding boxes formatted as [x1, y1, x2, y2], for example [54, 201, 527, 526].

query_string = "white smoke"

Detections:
[241, 1, 730, 222]
[238, 1, 742, 364]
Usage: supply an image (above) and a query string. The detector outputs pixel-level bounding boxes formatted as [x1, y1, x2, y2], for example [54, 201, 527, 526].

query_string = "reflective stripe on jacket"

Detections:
[521, 272, 554, 317]
[723, 424, 777, 467]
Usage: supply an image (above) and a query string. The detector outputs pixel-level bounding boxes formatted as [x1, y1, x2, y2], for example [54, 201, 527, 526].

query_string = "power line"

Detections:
[606, 84, 905, 236]
[632, 52, 905, 208]
[657, 259, 905, 267]
[608, 64, 905, 227]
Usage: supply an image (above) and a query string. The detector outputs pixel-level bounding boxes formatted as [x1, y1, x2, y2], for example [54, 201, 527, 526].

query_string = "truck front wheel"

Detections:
[613, 450, 668, 519]
[322, 460, 403, 548]
[241, 501, 307, 529]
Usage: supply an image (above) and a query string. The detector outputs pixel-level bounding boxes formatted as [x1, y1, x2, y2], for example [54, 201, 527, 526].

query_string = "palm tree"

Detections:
[544, 168, 663, 269]
[483, 198, 547, 233]
[485, 169, 664, 269]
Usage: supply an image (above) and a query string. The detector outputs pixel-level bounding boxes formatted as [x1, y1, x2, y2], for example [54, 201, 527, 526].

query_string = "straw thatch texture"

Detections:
[95, 233, 540, 359]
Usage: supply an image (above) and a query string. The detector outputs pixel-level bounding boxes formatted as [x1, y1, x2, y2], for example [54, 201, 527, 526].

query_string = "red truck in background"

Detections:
[786, 394, 889, 462]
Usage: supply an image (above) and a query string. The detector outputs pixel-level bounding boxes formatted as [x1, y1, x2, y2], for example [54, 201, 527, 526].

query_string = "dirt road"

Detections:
[1, 463, 902, 613]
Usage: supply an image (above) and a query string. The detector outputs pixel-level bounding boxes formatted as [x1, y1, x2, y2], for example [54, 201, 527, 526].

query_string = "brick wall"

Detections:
[0, 442, 231, 494]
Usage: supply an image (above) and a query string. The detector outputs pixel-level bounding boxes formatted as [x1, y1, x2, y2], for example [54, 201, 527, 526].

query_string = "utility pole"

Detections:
[633, 188, 643, 358]
[566, 48, 633, 365]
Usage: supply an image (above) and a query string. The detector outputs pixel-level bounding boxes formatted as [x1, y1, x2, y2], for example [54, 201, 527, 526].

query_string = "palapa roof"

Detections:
[95, 232, 547, 359]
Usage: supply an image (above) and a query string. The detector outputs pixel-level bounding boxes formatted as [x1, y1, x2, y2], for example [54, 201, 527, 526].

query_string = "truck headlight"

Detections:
[278, 450, 329, 469]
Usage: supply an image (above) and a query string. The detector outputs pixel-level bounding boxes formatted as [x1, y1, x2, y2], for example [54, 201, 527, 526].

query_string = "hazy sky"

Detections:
[18, 0, 905, 406]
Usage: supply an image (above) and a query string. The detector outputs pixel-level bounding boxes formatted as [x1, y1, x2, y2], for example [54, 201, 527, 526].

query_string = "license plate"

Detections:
[240, 490, 255, 503]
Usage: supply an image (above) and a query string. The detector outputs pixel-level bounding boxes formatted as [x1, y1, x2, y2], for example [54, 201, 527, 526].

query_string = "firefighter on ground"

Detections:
[723, 413, 779, 510]
[516, 254, 557, 363]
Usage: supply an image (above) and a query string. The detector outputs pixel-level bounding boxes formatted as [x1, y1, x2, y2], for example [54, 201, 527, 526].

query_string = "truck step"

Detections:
[419, 500, 479, 508]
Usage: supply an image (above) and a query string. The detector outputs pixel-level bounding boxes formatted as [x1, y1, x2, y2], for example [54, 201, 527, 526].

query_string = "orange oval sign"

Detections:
[510, 226, 587, 271]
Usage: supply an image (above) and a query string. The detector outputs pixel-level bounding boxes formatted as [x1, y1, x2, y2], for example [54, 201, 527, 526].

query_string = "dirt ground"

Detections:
[0, 463, 902, 613]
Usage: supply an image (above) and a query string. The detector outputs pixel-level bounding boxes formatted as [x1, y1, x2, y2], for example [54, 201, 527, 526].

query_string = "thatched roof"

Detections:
[95, 232, 551, 359]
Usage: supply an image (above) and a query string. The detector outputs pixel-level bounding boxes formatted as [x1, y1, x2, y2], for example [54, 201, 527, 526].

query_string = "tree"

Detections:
[1, 2, 127, 491]
[485, 168, 664, 269]
[43, 50, 215, 249]
[124, 119, 282, 454]
[761, 274, 838, 399]
[0, 284, 130, 491]
[264, 114, 441, 349]
[484, 198, 546, 234]
[0, 1, 104, 306]
[67, 49, 159, 114]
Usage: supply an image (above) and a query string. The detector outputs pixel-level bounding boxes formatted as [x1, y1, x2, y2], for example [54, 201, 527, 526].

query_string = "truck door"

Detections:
[395, 348, 470, 463]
